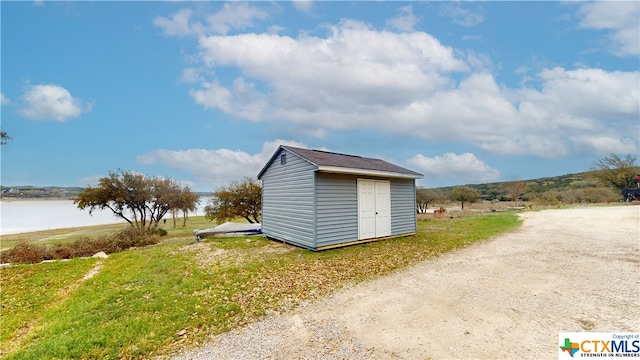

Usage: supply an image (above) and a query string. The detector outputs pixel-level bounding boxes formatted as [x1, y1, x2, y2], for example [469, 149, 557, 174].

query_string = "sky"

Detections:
[1, 1, 639, 192]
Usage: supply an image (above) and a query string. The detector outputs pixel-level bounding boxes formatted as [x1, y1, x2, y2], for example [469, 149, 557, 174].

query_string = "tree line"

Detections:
[418, 154, 639, 209]
[74, 170, 199, 230]
[74, 172, 262, 229]
[75, 154, 638, 228]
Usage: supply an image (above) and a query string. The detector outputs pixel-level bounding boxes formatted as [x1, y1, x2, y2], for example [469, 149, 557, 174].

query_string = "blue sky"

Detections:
[1, 1, 638, 191]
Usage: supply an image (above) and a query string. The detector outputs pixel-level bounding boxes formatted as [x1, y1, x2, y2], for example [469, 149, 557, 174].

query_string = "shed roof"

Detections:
[258, 145, 423, 179]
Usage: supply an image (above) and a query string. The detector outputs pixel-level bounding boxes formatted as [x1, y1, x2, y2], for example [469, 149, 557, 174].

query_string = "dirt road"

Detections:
[174, 206, 640, 359]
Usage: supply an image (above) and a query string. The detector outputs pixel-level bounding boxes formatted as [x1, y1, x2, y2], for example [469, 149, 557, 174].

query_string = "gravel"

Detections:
[171, 206, 640, 360]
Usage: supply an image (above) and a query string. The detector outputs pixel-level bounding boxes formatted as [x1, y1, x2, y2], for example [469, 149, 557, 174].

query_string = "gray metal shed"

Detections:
[257, 145, 423, 250]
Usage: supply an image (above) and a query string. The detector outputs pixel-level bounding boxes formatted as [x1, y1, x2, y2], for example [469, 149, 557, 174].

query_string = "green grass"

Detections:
[0, 212, 521, 359]
[0, 259, 99, 356]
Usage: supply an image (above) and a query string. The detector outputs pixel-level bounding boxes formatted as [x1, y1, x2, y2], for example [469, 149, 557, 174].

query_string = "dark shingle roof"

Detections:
[281, 146, 422, 178]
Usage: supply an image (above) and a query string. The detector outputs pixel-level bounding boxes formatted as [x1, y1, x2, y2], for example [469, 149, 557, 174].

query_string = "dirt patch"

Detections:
[178, 240, 294, 268]
[173, 206, 640, 359]
[253, 242, 293, 255]
[179, 242, 229, 268]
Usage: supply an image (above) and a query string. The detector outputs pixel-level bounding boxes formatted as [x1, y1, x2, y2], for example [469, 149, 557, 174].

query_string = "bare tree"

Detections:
[416, 188, 446, 213]
[592, 154, 639, 191]
[501, 181, 529, 206]
[178, 186, 200, 227]
[451, 186, 480, 210]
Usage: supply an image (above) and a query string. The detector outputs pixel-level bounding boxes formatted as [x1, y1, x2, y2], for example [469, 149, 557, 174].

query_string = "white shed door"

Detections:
[374, 181, 391, 237]
[358, 179, 391, 240]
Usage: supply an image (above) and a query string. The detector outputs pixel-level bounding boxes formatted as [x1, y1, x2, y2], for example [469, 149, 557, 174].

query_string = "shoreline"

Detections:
[1, 199, 210, 236]
[1, 199, 122, 236]
[1, 221, 128, 237]
[1, 197, 76, 203]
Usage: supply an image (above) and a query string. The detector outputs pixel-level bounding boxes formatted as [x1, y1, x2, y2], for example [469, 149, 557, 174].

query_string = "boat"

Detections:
[193, 222, 262, 241]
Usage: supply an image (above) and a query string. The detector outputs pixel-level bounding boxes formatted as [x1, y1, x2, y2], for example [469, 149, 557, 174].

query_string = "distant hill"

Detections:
[0, 186, 210, 200]
[1, 186, 85, 199]
[427, 171, 602, 201]
[0, 171, 608, 201]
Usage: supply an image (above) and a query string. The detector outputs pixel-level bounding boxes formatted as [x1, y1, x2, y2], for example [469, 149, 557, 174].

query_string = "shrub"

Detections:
[0, 243, 50, 264]
[533, 191, 560, 206]
[0, 228, 160, 264]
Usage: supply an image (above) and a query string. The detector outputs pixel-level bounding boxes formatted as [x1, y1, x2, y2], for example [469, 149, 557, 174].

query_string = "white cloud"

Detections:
[0, 93, 10, 105]
[154, 3, 268, 37]
[189, 78, 269, 121]
[407, 152, 500, 184]
[191, 19, 468, 126]
[462, 35, 482, 41]
[477, 135, 570, 159]
[268, 25, 285, 34]
[180, 67, 203, 83]
[18, 84, 92, 121]
[386, 5, 419, 32]
[464, 50, 493, 71]
[189, 80, 233, 112]
[569, 133, 638, 156]
[576, 1, 640, 56]
[439, 3, 485, 27]
[136, 139, 308, 189]
[154, 8, 197, 36]
[497, 67, 639, 156]
[159, 11, 638, 159]
[523, 67, 638, 122]
[292, 1, 314, 15]
[206, 2, 269, 35]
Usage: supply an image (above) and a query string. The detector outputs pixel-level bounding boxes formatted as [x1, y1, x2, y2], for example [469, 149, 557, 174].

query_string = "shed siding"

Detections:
[315, 173, 358, 248]
[315, 175, 416, 248]
[260, 149, 315, 248]
[390, 179, 417, 235]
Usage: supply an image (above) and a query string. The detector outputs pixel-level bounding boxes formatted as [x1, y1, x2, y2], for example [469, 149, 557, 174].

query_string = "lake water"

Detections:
[0, 198, 211, 235]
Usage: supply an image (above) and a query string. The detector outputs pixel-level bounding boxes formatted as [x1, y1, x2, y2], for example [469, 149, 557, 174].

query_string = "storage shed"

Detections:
[257, 145, 423, 250]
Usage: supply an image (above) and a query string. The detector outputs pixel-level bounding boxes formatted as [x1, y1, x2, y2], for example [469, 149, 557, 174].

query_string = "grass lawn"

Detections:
[0, 213, 521, 359]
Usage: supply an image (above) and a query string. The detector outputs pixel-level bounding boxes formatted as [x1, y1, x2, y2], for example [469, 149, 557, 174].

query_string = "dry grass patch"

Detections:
[178, 242, 229, 268]
[179, 237, 295, 269]
[1, 228, 161, 264]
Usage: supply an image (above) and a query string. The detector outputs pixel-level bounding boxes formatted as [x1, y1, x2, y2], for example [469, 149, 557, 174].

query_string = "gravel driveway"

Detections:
[173, 206, 640, 359]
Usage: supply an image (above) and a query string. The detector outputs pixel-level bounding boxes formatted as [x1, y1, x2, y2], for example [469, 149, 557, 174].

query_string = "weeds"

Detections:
[0, 227, 160, 264]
